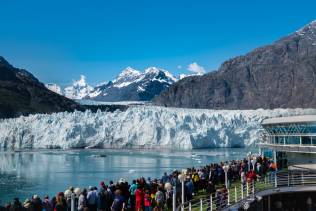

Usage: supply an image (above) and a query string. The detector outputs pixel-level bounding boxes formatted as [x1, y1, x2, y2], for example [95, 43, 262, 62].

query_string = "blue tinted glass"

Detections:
[302, 136, 311, 145]
[265, 123, 316, 135]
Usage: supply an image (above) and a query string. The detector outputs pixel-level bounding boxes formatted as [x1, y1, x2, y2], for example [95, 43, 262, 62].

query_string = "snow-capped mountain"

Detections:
[112, 67, 142, 88]
[63, 75, 94, 100]
[45, 83, 63, 95]
[88, 67, 177, 101]
[46, 67, 180, 101]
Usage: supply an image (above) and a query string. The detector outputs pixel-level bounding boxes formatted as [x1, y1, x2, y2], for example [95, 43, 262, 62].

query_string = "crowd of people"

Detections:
[0, 154, 276, 211]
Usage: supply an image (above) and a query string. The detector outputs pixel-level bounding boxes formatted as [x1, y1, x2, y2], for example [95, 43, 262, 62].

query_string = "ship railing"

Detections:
[175, 171, 316, 211]
[176, 179, 259, 211]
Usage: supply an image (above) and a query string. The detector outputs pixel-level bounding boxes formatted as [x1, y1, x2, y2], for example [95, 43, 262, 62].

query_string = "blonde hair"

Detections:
[56, 196, 63, 205]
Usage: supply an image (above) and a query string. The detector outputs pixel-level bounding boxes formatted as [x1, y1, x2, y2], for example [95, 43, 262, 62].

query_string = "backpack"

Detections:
[112, 198, 123, 211]
[156, 191, 164, 204]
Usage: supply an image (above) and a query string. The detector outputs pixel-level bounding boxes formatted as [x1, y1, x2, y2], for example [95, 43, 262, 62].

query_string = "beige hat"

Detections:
[23, 199, 31, 208]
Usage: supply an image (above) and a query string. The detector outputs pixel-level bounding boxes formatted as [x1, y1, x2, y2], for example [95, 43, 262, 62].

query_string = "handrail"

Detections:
[176, 171, 316, 211]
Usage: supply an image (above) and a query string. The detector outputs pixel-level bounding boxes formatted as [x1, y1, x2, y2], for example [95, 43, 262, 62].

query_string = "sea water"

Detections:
[0, 148, 253, 204]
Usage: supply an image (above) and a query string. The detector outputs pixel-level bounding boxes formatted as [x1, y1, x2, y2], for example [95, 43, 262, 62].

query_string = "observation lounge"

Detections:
[259, 115, 316, 171]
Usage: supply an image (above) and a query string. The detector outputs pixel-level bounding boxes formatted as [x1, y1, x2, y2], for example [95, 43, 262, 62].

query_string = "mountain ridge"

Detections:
[154, 20, 316, 109]
[0, 57, 85, 118]
[0, 58, 129, 118]
[47, 66, 181, 102]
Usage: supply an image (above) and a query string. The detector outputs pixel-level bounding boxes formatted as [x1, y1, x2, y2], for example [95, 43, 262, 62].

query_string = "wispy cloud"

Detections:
[187, 62, 205, 74]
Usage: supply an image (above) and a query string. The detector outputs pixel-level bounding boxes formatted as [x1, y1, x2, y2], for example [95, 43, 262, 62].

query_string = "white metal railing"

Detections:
[175, 171, 316, 211]
[176, 180, 258, 211]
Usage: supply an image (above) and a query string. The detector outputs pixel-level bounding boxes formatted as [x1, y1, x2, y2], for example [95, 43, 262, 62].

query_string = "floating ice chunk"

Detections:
[129, 169, 136, 174]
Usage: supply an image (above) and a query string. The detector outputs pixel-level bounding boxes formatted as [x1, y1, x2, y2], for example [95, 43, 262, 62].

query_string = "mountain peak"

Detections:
[0, 56, 82, 118]
[0, 56, 13, 69]
[145, 67, 177, 82]
[64, 75, 93, 99]
[296, 19, 316, 36]
[119, 67, 141, 78]
[73, 75, 87, 87]
[144, 67, 160, 74]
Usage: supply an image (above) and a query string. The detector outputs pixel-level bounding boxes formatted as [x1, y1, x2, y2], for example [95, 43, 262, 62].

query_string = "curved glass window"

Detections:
[264, 123, 316, 135]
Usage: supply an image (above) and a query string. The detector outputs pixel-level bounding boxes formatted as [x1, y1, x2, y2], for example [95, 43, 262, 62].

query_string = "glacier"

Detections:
[0, 106, 316, 150]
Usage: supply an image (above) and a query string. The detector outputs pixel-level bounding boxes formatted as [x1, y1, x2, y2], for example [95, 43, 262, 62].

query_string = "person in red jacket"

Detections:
[143, 189, 152, 211]
[246, 170, 257, 182]
[135, 187, 144, 211]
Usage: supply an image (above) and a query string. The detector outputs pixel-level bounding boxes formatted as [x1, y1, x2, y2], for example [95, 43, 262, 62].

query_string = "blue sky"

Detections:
[1, 0, 316, 86]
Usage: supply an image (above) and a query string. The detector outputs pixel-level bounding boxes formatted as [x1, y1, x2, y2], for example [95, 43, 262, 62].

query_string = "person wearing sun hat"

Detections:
[65, 187, 74, 211]
[23, 199, 32, 209]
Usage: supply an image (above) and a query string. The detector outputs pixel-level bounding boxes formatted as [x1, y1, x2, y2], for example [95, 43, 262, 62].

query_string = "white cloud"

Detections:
[187, 62, 205, 75]
[177, 65, 182, 69]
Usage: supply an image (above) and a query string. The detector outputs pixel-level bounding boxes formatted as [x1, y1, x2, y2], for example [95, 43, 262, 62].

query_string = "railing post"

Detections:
[274, 171, 278, 188]
[181, 180, 185, 211]
[200, 199, 203, 211]
[189, 202, 192, 211]
[264, 175, 267, 188]
[292, 173, 294, 186]
[246, 182, 249, 197]
[71, 193, 75, 211]
[234, 186, 237, 202]
[227, 189, 230, 205]
[301, 172, 304, 185]
[210, 195, 213, 211]
[273, 150, 278, 188]
[241, 184, 244, 199]
[288, 173, 290, 187]
[252, 180, 255, 197]
[173, 186, 176, 211]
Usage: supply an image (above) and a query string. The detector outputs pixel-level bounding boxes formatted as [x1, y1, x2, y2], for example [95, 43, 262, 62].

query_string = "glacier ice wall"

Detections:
[0, 106, 316, 150]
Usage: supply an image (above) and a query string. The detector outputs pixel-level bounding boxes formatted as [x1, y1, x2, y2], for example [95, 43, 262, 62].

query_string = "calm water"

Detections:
[0, 148, 254, 204]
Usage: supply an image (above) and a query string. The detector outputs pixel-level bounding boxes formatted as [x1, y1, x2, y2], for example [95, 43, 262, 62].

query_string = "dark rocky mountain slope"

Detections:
[0, 57, 129, 118]
[154, 20, 316, 109]
[0, 57, 86, 118]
